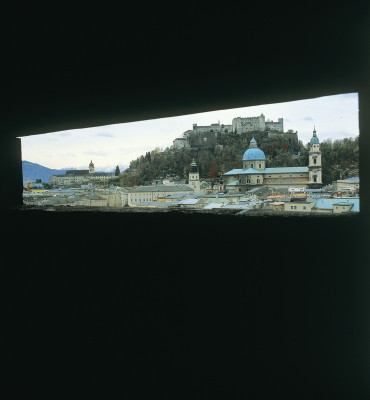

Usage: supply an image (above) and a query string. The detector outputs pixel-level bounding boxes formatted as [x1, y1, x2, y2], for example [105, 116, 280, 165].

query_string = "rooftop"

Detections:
[313, 198, 360, 212]
[224, 167, 309, 175]
[130, 185, 193, 193]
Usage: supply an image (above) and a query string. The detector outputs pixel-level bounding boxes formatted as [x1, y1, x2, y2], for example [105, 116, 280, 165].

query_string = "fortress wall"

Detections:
[265, 119, 284, 132]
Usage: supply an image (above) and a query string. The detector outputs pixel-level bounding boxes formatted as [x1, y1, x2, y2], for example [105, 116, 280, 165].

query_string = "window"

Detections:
[259, 164, 261, 168]
[257, 179, 260, 184]
[251, 164, 254, 168]
[294, 206, 297, 209]
[291, 206, 293, 209]
[314, 158, 317, 164]
[303, 206, 306, 210]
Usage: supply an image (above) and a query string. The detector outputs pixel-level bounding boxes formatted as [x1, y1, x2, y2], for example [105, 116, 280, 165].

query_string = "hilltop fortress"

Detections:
[172, 114, 297, 150]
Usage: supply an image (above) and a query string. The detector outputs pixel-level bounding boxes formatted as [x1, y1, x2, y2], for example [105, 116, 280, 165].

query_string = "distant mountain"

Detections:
[22, 161, 73, 183]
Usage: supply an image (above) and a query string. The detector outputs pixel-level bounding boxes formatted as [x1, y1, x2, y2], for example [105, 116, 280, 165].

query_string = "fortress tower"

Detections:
[308, 127, 322, 188]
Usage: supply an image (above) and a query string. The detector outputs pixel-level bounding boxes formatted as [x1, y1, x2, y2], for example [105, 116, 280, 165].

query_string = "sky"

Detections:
[19, 93, 359, 171]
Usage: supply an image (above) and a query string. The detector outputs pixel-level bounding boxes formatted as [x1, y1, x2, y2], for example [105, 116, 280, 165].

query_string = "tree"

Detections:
[115, 165, 120, 176]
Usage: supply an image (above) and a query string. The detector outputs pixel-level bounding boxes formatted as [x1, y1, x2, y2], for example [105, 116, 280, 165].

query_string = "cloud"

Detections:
[59, 131, 73, 137]
[84, 150, 107, 157]
[94, 132, 116, 138]
[303, 116, 314, 121]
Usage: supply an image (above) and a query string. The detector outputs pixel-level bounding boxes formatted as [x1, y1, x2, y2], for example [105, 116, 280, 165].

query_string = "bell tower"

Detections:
[188, 159, 200, 192]
[89, 160, 95, 174]
[308, 127, 322, 188]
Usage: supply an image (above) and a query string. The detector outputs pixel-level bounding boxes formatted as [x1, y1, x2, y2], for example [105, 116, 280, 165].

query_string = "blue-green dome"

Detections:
[310, 127, 319, 144]
[310, 135, 319, 144]
[242, 148, 266, 161]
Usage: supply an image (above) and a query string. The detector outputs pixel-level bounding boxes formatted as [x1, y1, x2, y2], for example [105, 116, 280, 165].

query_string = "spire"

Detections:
[313, 126, 316, 135]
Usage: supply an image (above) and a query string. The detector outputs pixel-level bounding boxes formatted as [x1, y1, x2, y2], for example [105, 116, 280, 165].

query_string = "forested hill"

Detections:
[119, 131, 359, 187]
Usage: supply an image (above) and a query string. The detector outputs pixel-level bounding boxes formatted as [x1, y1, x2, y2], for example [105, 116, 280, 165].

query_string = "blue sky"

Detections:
[19, 93, 359, 171]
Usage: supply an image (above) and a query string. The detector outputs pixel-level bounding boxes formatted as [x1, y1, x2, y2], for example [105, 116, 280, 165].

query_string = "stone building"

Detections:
[332, 177, 359, 192]
[232, 114, 283, 134]
[223, 128, 322, 191]
[50, 160, 115, 187]
[172, 137, 191, 149]
[190, 122, 233, 135]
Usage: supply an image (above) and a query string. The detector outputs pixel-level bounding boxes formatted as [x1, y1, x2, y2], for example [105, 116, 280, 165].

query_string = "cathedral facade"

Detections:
[223, 128, 322, 191]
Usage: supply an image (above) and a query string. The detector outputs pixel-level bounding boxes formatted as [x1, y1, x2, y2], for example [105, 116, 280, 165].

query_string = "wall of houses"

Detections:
[284, 202, 314, 212]
[128, 189, 192, 205]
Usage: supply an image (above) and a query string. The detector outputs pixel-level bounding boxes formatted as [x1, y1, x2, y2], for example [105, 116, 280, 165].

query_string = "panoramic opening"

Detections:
[19, 93, 359, 215]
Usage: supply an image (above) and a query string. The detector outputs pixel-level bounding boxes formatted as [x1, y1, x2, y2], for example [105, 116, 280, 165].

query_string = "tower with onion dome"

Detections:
[308, 126, 322, 187]
[89, 160, 95, 174]
[188, 159, 200, 192]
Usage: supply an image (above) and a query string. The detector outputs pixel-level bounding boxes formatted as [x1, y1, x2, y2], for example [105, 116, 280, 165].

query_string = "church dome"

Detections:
[242, 148, 266, 161]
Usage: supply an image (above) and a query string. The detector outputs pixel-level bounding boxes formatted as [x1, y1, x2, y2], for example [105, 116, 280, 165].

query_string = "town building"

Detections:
[128, 185, 193, 206]
[332, 177, 359, 192]
[223, 128, 322, 191]
[49, 160, 115, 187]
[312, 198, 359, 213]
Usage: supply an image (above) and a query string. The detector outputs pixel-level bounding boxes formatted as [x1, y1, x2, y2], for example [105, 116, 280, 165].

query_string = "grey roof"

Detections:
[223, 167, 309, 176]
[135, 201, 173, 207]
[165, 193, 190, 199]
[177, 198, 199, 205]
[130, 185, 193, 193]
[313, 198, 359, 212]
[66, 170, 89, 175]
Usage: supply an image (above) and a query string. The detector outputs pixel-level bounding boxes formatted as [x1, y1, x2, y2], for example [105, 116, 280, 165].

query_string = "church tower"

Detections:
[89, 160, 95, 174]
[308, 127, 322, 188]
[188, 159, 200, 192]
